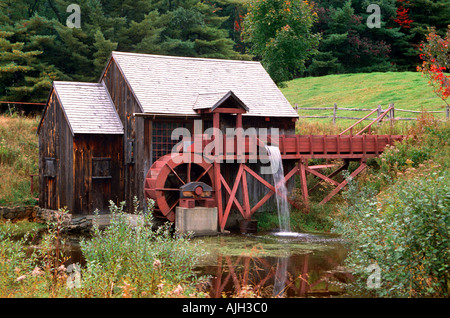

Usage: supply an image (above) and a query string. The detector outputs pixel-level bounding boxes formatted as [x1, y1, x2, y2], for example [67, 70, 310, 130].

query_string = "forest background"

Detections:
[1, 0, 449, 104]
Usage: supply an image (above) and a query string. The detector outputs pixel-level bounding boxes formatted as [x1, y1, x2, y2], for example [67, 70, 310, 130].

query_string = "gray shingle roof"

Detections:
[193, 91, 249, 111]
[53, 81, 124, 135]
[110, 51, 298, 118]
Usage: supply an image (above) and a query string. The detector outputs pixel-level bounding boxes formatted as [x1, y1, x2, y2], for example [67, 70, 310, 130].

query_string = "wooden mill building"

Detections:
[37, 51, 299, 219]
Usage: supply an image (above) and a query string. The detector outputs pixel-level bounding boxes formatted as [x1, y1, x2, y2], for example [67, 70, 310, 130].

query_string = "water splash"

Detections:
[265, 145, 291, 233]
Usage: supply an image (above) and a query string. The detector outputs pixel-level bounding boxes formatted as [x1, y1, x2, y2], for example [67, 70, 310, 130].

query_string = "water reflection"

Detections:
[52, 231, 352, 298]
[197, 232, 353, 298]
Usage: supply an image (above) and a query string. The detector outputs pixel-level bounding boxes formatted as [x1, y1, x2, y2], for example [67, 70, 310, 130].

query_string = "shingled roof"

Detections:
[106, 51, 298, 118]
[49, 82, 124, 135]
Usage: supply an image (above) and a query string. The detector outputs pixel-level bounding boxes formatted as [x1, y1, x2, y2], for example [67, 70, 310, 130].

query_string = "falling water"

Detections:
[265, 146, 291, 233]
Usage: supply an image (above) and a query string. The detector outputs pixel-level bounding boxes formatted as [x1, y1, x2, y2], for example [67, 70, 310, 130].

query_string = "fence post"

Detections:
[389, 103, 395, 128]
[446, 104, 449, 120]
[333, 103, 337, 125]
[377, 104, 382, 125]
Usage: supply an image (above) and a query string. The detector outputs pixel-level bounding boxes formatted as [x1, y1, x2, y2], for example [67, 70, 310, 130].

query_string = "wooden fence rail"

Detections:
[294, 103, 449, 124]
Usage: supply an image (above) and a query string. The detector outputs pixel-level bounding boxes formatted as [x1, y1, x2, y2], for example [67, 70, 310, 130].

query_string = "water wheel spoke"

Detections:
[195, 164, 212, 182]
[187, 162, 191, 183]
[168, 198, 179, 214]
[168, 164, 185, 185]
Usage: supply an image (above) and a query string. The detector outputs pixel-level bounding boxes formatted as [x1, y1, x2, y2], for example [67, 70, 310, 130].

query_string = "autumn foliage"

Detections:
[417, 26, 450, 105]
[394, 0, 413, 29]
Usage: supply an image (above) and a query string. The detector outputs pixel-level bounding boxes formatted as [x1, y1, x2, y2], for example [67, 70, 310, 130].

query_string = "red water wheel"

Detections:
[144, 153, 215, 222]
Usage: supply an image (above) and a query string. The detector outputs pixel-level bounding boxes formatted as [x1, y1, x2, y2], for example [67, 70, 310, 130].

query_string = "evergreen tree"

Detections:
[308, 0, 403, 76]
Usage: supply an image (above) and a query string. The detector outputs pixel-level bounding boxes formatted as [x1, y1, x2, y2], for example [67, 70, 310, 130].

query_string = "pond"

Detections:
[193, 231, 350, 298]
[61, 229, 350, 298]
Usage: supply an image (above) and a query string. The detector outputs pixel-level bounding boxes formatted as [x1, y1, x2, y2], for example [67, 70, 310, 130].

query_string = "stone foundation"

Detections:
[0, 206, 38, 222]
[175, 206, 218, 236]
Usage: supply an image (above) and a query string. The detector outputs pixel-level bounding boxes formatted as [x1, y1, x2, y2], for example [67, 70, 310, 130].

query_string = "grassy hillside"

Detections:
[0, 115, 39, 206]
[281, 71, 447, 123]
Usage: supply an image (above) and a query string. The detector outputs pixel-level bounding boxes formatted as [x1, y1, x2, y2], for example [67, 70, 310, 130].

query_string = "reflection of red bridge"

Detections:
[206, 247, 354, 298]
[145, 106, 404, 231]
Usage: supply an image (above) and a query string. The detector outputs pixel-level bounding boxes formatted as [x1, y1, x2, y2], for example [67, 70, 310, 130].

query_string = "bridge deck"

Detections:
[182, 134, 404, 161]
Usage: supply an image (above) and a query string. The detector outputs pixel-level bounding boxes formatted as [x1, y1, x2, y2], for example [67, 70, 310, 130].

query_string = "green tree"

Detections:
[308, 0, 403, 76]
[242, 0, 320, 85]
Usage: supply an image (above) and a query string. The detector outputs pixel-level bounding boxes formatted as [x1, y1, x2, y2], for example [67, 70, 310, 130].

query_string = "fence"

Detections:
[0, 101, 46, 115]
[294, 103, 449, 124]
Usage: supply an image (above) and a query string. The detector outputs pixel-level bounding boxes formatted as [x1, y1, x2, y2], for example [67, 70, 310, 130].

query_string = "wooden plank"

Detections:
[220, 174, 244, 216]
[243, 165, 275, 192]
[305, 167, 340, 186]
[299, 160, 309, 212]
[250, 190, 275, 214]
[320, 162, 367, 205]
[221, 164, 244, 231]
[241, 169, 251, 219]
[215, 162, 224, 228]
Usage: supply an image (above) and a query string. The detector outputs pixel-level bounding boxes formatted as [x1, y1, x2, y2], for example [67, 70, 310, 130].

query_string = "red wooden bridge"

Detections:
[145, 106, 404, 232]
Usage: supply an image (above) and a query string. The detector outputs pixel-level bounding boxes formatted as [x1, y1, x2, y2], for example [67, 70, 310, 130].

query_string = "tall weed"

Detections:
[78, 198, 208, 297]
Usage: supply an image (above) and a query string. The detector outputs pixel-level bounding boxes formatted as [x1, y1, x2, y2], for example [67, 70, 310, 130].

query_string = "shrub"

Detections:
[78, 198, 209, 297]
[333, 168, 449, 297]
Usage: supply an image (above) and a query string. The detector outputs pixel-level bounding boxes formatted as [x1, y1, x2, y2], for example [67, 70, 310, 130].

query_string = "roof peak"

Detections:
[111, 51, 259, 65]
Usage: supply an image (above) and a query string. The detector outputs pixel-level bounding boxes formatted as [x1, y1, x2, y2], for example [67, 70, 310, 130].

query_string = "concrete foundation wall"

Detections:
[175, 207, 218, 236]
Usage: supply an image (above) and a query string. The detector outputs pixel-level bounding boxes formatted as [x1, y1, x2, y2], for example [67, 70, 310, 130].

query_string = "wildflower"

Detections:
[153, 259, 161, 270]
[16, 275, 27, 282]
[31, 267, 44, 276]
[172, 284, 184, 296]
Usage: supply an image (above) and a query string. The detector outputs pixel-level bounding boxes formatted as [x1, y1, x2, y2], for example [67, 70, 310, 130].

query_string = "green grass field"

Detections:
[281, 71, 448, 123]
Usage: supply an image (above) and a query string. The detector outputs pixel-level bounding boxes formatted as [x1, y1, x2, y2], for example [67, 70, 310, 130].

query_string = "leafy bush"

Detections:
[79, 198, 208, 297]
[333, 168, 449, 297]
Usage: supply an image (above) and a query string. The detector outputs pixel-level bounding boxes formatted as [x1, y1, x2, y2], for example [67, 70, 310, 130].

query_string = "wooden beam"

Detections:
[213, 107, 247, 114]
[220, 174, 244, 217]
[243, 165, 275, 192]
[299, 160, 309, 212]
[221, 164, 244, 231]
[305, 167, 340, 186]
[320, 161, 367, 205]
[250, 190, 275, 215]
[241, 169, 251, 219]
[284, 165, 299, 184]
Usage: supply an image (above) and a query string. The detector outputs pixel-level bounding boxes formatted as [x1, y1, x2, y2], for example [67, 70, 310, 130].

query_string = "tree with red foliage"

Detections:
[394, 0, 413, 29]
[417, 26, 450, 110]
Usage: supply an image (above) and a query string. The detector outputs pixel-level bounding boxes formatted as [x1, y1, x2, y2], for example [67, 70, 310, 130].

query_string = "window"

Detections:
[92, 157, 111, 179]
[43, 157, 56, 178]
[152, 121, 191, 163]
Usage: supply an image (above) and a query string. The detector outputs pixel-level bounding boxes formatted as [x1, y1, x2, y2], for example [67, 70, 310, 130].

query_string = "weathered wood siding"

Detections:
[72, 135, 124, 214]
[102, 59, 152, 211]
[39, 90, 74, 212]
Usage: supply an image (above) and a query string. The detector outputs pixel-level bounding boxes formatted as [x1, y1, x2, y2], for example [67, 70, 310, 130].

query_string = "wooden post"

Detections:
[241, 168, 251, 219]
[333, 103, 337, 125]
[213, 112, 223, 230]
[389, 103, 395, 129]
[377, 105, 382, 125]
[446, 104, 449, 120]
[299, 159, 309, 213]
